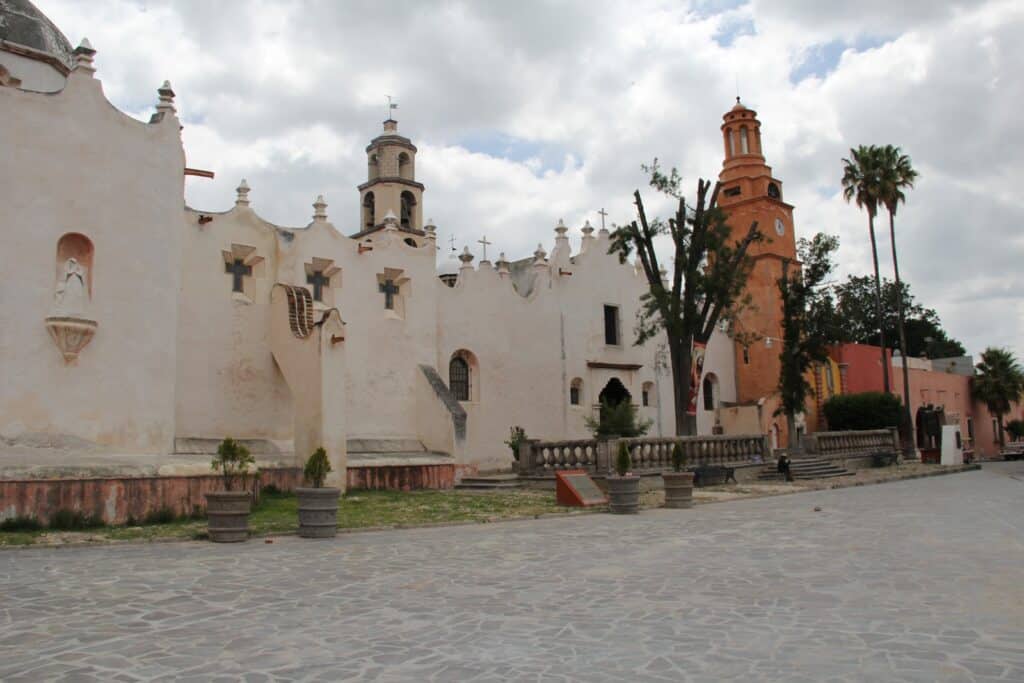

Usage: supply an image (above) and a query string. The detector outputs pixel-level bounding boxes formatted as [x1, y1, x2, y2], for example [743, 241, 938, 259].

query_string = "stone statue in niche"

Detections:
[53, 257, 89, 317]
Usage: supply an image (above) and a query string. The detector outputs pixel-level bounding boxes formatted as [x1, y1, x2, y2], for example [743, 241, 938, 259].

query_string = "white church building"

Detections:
[0, 1, 737, 489]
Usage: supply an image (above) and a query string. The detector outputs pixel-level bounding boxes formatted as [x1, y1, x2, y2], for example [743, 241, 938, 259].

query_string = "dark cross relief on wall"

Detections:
[379, 279, 400, 310]
[306, 270, 329, 301]
[226, 258, 252, 293]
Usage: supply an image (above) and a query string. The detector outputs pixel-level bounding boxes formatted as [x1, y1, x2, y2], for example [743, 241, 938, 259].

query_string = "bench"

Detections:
[692, 465, 737, 487]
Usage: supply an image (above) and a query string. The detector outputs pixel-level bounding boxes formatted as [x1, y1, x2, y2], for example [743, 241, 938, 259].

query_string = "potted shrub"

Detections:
[662, 442, 694, 509]
[297, 447, 341, 539]
[607, 442, 641, 514]
[206, 438, 256, 543]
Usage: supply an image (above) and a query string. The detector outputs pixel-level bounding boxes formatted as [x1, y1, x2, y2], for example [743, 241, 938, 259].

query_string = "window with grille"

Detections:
[449, 357, 470, 401]
[604, 305, 620, 345]
[570, 386, 580, 405]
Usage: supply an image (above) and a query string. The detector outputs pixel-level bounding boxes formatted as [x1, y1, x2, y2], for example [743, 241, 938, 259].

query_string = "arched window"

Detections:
[570, 378, 583, 406]
[449, 356, 470, 401]
[362, 192, 375, 230]
[740, 126, 749, 154]
[728, 129, 736, 156]
[368, 153, 379, 180]
[398, 152, 412, 179]
[642, 381, 655, 407]
[400, 191, 416, 230]
[702, 373, 718, 412]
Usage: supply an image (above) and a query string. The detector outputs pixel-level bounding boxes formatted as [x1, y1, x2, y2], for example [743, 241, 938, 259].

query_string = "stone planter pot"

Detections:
[297, 487, 341, 538]
[662, 471, 694, 509]
[205, 491, 252, 543]
[607, 475, 641, 515]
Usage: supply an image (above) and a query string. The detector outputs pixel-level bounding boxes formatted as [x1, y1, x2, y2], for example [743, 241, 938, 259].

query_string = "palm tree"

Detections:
[841, 145, 889, 392]
[973, 348, 1024, 448]
[877, 145, 919, 456]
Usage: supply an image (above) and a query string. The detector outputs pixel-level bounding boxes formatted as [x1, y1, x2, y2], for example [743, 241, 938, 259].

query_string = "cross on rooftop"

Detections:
[225, 259, 251, 293]
[379, 279, 400, 310]
[306, 270, 330, 302]
[477, 236, 492, 261]
[448, 234, 457, 251]
[598, 208, 609, 230]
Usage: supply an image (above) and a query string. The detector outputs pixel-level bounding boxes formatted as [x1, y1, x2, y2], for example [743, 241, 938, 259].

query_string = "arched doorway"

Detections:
[598, 377, 631, 408]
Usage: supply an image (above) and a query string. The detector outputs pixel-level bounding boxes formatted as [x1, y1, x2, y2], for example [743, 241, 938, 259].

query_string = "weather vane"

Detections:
[386, 95, 398, 120]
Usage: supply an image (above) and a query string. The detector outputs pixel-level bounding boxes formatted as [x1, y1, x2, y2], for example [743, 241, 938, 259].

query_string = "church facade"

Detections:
[1, 3, 747, 487]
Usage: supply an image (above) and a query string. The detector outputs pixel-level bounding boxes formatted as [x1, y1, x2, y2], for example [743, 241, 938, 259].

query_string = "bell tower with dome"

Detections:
[717, 98, 798, 416]
[353, 118, 425, 239]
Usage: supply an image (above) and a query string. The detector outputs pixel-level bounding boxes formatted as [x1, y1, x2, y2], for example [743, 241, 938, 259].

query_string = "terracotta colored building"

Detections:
[717, 98, 798, 445]
[829, 343, 1022, 459]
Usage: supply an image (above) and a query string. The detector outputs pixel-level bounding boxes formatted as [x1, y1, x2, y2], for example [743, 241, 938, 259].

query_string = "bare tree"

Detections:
[608, 161, 761, 435]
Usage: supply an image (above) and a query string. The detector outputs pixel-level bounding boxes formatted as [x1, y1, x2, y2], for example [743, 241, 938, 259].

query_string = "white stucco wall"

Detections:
[0, 50, 66, 92]
[0, 63, 734, 471]
[0, 68, 184, 452]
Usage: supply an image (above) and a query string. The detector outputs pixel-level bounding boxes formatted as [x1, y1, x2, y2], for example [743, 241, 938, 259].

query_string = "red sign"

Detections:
[555, 470, 608, 507]
[686, 340, 707, 416]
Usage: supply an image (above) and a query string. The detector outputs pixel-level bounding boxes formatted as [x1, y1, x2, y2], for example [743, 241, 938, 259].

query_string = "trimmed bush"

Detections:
[671, 443, 685, 472]
[616, 442, 632, 477]
[823, 391, 902, 431]
[303, 447, 332, 488]
[0, 516, 43, 532]
[49, 509, 103, 531]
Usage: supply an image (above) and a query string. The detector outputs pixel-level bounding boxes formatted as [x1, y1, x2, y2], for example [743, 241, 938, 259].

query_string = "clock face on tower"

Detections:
[774, 218, 785, 236]
[767, 182, 781, 199]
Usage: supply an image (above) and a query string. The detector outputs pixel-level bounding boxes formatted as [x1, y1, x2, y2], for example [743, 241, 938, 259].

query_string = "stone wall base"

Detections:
[0, 468, 301, 526]
[346, 464, 457, 491]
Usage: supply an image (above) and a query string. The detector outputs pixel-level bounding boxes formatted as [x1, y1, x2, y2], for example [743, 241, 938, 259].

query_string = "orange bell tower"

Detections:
[717, 98, 797, 411]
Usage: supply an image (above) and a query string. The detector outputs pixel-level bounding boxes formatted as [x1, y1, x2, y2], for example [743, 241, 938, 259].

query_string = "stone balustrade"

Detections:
[803, 428, 899, 458]
[518, 434, 769, 476]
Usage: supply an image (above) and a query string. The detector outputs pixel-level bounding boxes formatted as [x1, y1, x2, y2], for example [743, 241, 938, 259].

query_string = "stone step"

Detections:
[455, 474, 523, 490]
[347, 438, 426, 454]
[347, 451, 453, 468]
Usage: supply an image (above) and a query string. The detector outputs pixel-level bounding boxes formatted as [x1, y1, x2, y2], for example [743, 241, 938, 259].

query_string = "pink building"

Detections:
[830, 343, 1022, 459]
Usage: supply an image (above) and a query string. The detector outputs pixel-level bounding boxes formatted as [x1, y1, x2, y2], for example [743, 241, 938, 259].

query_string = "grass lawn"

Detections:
[0, 489, 570, 547]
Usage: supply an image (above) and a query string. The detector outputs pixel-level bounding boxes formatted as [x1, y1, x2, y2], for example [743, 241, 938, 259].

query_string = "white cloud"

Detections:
[39, 0, 1024, 359]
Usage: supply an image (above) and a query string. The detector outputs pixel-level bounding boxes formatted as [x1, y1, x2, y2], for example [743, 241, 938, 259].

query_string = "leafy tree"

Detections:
[584, 400, 652, 438]
[830, 276, 965, 358]
[609, 160, 762, 435]
[823, 392, 903, 431]
[876, 145, 919, 456]
[777, 233, 839, 448]
[1005, 419, 1024, 442]
[842, 145, 889, 392]
[972, 348, 1024, 447]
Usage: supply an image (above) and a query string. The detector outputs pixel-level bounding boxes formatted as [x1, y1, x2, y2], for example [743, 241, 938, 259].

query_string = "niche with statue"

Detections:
[45, 233, 98, 363]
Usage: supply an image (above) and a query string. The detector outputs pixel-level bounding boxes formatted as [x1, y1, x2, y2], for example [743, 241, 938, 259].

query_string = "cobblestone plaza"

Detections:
[3, 463, 1023, 682]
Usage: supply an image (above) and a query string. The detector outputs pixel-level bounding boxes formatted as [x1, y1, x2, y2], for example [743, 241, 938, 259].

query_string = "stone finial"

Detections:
[555, 218, 568, 237]
[424, 218, 436, 233]
[382, 209, 399, 230]
[534, 243, 547, 262]
[495, 252, 510, 277]
[235, 179, 250, 207]
[458, 246, 475, 267]
[313, 195, 327, 222]
[73, 38, 96, 75]
[155, 80, 176, 115]
[581, 219, 595, 238]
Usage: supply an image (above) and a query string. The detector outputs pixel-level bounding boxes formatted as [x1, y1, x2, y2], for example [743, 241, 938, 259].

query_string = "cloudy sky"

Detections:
[43, 0, 1023, 359]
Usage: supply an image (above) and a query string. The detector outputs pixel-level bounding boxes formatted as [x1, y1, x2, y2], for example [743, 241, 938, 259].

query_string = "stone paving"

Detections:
[2, 463, 1023, 682]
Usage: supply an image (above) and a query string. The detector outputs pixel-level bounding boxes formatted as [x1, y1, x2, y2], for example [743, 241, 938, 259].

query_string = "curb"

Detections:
[0, 465, 982, 550]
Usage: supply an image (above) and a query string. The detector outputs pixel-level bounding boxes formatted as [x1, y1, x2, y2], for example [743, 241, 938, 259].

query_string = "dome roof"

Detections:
[437, 249, 460, 277]
[731, 97, 748, 112]
[0, 0, 74, 69]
